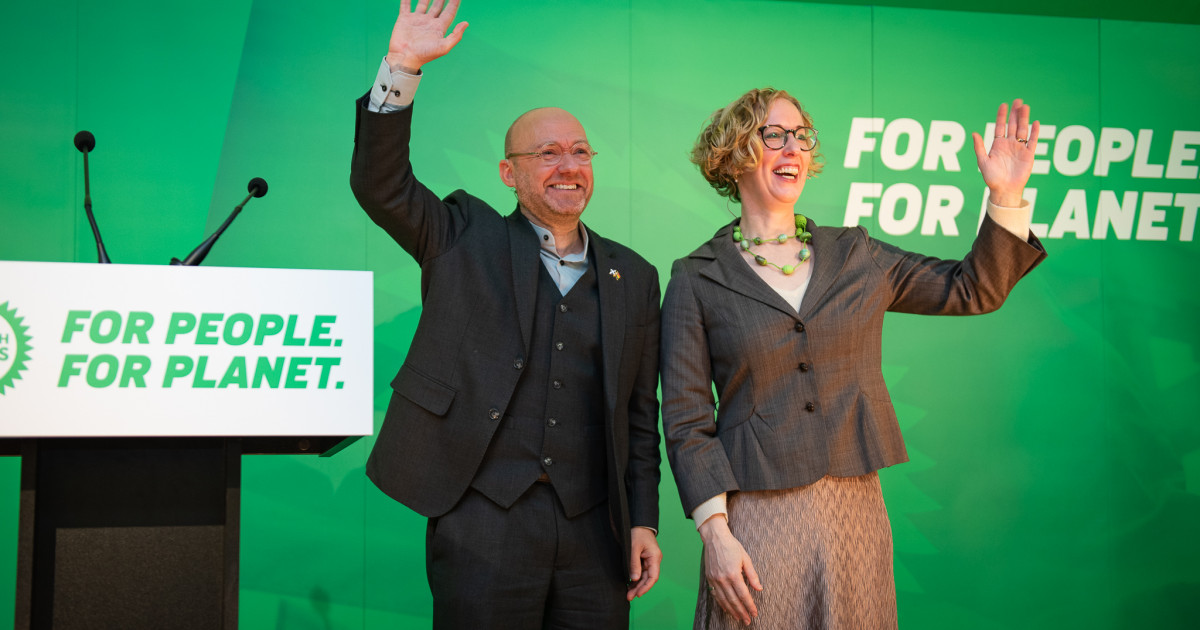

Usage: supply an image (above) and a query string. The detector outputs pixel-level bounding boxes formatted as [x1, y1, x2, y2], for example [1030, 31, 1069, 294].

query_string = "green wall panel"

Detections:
[1, 1, 1196, 628]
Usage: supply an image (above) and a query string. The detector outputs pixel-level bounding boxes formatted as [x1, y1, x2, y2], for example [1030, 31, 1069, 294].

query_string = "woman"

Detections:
[660, 88, 1046, 629]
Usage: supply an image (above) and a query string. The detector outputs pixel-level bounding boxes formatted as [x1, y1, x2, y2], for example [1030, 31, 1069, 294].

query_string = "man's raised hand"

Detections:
[386, 0, 468, 73]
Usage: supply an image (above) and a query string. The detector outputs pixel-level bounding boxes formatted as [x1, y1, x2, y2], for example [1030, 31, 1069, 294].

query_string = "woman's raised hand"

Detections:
[972, 99, 1040, 207]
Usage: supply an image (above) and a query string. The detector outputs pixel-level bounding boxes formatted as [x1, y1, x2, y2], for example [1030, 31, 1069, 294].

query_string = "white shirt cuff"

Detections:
[986, 198, 1032, 241]
[367, 57, 422, 113]
[691, 493, 728, 530]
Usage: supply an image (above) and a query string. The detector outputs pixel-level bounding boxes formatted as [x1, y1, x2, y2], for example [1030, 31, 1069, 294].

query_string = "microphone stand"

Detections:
[75, 131, 111, 263]
[171, 178, 268, 266]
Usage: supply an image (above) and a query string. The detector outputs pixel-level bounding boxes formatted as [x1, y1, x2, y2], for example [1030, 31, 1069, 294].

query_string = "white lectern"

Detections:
[0, 261, 373, 630]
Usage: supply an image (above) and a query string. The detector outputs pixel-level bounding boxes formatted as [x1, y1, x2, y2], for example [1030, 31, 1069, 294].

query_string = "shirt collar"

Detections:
[527, 220, 589, 263]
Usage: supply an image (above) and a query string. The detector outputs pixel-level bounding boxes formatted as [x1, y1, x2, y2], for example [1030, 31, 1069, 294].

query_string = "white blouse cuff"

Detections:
[691, 493, 728, 530]
[985, 198, 1032, 241]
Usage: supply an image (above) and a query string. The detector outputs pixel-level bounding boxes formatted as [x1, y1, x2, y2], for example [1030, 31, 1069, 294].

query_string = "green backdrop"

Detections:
[1, 1, 1197, 628]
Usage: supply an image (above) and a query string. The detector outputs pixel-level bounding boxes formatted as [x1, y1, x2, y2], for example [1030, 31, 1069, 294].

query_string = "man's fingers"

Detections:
[444, 22, 468, 48]
[628, 545, 660, 600]
[440, 0, 462, 22]
[628, 570, 658, 600]
[636, 558, 660, 597]
[627, 533, 661, 600]
[626, 579, 642, 602]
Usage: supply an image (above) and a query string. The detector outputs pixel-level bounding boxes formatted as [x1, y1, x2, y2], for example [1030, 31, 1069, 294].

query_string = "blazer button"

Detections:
[542, 456, 554, 467]
[514, 357, 525, 369]
[488, 408, 501, 420]
[555, 341, 565, 351]
[559, 304, 569, 313]
[805, 402, 816, 412]
[552, 379, 563, 389]
[547, 417, 558, 427]
[794, 322, 805, 333]
[799, 362, 810, 372]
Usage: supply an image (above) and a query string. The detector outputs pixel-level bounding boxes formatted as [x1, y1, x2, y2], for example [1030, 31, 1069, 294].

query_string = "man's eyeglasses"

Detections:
[758, 125, 818, 151]
[506, 143, 598, 166]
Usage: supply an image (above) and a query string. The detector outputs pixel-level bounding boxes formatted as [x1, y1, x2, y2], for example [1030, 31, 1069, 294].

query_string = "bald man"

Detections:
[349, 2, 662, 628]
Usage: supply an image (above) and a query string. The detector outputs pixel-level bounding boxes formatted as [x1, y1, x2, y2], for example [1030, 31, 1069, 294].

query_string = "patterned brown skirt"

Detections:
[694, 473, 898, 630]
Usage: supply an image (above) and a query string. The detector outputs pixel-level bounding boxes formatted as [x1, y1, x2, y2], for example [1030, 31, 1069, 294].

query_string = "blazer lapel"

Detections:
[505, 208, 541, 352]
[697, 222, 801, 319]
[590, 229, 625, 418]
[796, 223, 855, 319]
[590, 229, 626, 538]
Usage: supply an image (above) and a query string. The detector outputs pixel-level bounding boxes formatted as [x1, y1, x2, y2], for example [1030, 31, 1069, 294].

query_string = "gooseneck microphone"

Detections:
[74, 130, 112, 263]
[171, 177, 269, 266]
[73, 130, 95, 152]
[246, 177, 268, 199]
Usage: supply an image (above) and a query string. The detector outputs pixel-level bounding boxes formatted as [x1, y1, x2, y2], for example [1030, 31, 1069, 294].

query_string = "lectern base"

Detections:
[14, 438, 240, 630]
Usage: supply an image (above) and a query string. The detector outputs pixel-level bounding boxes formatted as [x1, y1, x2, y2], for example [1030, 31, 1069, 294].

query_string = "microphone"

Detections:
[248, 177, 268, 198]
[74, 130, 111, 263]
[74, 130, 95, 152]
[171, 177, 270, 266]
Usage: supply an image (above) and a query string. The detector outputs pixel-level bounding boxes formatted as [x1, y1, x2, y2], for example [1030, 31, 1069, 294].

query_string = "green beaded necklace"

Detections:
[732, 213, 813, 276]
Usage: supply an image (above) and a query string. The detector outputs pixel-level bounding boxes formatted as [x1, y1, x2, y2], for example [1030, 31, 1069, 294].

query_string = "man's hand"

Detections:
[626, 527, 662, 601]
[698, 515, 761, 626]
[386, 0, 468, 73]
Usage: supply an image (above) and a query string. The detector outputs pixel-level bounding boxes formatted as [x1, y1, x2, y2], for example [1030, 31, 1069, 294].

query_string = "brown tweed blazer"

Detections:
[660, 215, 1046, 517]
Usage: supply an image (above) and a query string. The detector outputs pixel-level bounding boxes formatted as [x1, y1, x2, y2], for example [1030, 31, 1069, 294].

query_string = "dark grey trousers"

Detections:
[426, 483, 628, 630]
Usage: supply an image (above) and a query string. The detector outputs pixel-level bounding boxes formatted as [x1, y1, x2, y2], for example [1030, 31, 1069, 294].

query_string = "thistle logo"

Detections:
[0, 301, 34, 394]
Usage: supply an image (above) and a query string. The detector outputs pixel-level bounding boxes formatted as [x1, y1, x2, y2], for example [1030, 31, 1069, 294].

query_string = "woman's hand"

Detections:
[699, 515, 762, 626]
[972, 99, 1040, 207]
[386, 0, 469, 73]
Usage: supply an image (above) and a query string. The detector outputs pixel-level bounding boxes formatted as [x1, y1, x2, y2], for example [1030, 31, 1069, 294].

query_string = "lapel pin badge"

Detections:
[609, 269, 621, 281]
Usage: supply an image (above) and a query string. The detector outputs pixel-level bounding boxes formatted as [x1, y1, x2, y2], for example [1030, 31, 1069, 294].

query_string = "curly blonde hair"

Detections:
[690, 88, 824, 202]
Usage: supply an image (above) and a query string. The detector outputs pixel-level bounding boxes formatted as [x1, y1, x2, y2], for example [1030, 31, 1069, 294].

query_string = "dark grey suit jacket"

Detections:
[349, 99, 661, 561]
[660, 215, 1046, 516]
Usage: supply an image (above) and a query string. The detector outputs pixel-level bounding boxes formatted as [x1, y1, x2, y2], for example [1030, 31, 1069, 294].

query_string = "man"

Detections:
[349, 1, 663, 628]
